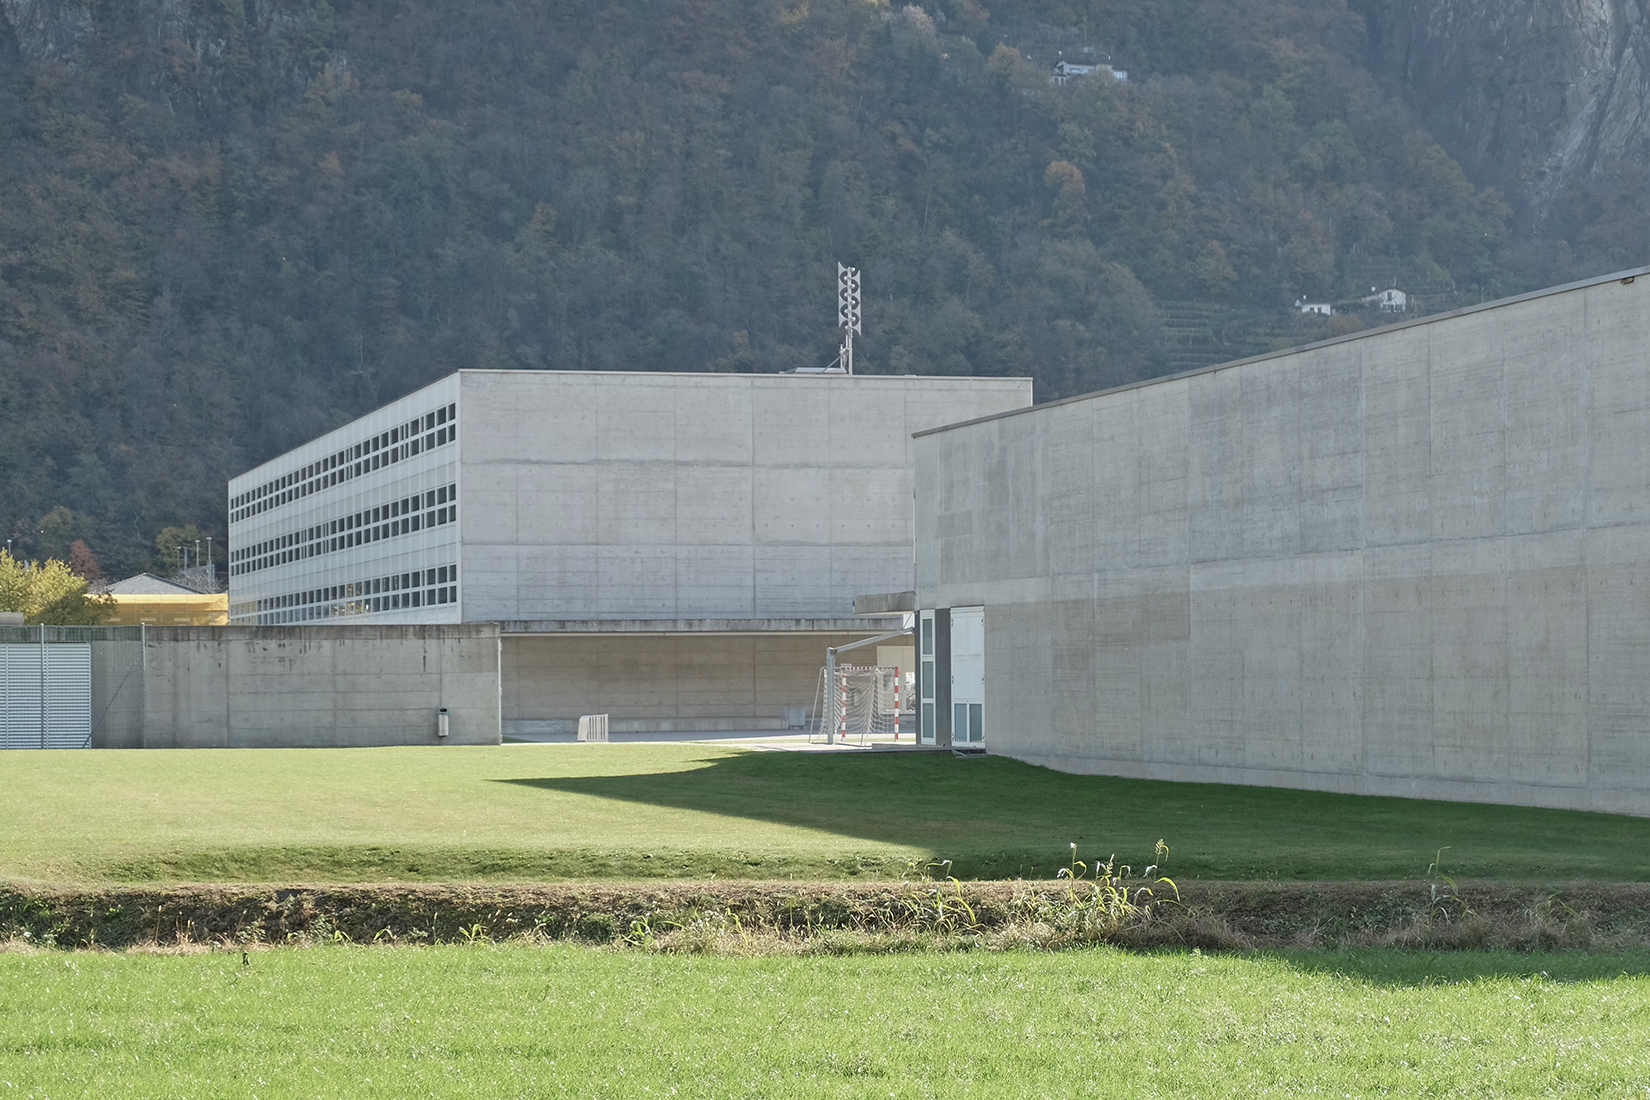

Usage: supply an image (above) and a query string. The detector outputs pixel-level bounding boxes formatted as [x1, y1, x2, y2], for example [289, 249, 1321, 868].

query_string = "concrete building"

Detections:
[229, 369, 1031, 734]
[914, 266, 1650, 816]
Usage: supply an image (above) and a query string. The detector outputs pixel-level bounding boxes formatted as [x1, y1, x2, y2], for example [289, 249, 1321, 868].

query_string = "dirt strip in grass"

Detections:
[6, 879, 1649, 953]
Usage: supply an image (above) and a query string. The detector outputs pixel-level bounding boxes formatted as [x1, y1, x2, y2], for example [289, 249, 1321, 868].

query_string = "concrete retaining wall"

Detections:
[141, 625, 501, 747]
[916, 268, 1650, 815]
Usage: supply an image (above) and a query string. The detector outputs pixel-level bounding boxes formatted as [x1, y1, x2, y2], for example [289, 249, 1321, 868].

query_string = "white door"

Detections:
[919, 610, 937, 744]
[950, 606, 984, 744]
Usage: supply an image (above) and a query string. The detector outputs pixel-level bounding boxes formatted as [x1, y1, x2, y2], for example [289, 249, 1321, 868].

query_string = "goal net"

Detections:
[808, 664, 911, 745]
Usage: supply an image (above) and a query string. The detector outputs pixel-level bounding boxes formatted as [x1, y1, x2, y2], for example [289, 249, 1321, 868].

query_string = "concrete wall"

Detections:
[142, 625, 501, 747]
[502, 630, 875, 732]
[90, 635, 146, 748]
[458, 371, 1032, 621]
[916, 268, 1650, 815]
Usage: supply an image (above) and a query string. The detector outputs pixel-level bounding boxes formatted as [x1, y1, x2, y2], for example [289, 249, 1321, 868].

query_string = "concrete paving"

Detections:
[501, 728, 874, 751]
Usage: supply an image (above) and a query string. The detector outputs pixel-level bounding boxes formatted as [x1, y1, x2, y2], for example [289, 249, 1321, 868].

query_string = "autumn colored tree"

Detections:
[0, 551, 114, 626]
[68, 540, 102, 583]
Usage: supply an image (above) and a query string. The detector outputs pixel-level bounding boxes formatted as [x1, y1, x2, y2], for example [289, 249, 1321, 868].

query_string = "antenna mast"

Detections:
[837, 263, 861, 374]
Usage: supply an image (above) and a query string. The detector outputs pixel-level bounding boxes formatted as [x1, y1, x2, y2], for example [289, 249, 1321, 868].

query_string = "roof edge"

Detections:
[914, 264, 1650, 439]
[457, 369, 1032, 382]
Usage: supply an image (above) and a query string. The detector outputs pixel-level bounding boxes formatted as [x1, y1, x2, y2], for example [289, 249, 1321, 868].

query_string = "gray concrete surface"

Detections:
[853, 591, 917, 614]
[141, 624, 501, 747]
[458, 371, 1031, 621]
[916, 266, 1650, 816]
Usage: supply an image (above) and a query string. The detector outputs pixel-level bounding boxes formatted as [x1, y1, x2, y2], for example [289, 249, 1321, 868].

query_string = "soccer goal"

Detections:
[808, 664, 909, 745]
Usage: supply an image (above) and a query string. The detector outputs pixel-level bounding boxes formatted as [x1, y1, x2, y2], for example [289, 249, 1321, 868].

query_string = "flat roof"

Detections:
[453, 368, 1030, 382]
[230, 369, 1034, 484]
[498, 617, 906, 636]
[914, 264, 1650, 438]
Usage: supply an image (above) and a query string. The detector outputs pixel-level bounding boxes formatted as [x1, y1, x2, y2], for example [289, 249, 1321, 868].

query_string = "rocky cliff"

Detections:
[1356, 0, 1650, 221]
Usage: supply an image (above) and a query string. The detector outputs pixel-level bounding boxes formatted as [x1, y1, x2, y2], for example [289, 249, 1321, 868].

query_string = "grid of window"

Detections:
[229, 402, 457, 523]
[230, 565, 460, 624]
[230, 484, 457, 577]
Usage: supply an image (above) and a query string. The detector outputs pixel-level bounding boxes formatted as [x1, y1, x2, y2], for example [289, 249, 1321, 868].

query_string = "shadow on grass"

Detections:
[495, 750, 1650, 882]
[1264, 947, 1650, 986]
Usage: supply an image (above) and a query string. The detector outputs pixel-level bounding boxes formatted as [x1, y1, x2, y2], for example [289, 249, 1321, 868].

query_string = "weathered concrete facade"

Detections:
[916, 268, 1650, 815]
[458, 371, 1031, 621]
[138, 625, 501, 747]
[224, 369, 1028, 731]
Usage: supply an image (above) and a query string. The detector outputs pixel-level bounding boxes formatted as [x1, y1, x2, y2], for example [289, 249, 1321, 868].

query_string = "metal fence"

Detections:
[0, 625, 146, 749]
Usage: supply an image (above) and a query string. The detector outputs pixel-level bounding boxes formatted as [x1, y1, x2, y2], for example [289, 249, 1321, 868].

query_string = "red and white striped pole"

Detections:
[893, 666, 901, 740]
[839, 670, 849, 742]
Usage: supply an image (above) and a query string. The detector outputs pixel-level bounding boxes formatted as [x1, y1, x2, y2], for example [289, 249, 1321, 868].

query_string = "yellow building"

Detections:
[101, 574, 228, 626]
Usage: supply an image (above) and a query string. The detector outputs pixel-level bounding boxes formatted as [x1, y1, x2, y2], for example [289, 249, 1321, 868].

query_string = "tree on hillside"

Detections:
[68, 539, 102, 584]
[153, 526, 203, 579]
[0, 551, 114, 625]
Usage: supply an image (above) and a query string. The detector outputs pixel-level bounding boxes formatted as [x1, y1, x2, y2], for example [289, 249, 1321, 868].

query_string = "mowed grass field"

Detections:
[3, 945, 1649, 1097]
[5, 744, 1650, 885]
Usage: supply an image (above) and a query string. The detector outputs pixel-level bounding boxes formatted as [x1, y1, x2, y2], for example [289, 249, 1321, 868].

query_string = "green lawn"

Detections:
[2, 945, 1648, 1097]
[6, 743, 1650, 886]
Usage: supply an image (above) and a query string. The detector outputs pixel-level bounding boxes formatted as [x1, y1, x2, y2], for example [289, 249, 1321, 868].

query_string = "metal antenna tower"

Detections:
[837, 263, 861, 374]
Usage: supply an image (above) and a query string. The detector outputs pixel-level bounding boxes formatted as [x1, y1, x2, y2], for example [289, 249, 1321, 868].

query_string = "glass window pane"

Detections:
[921, 660, 934, 701]
[969, 703, 983, 742]
[954, 703, 966, 742]
[921, 702, 935, 742]
[921, 618, 933, 655]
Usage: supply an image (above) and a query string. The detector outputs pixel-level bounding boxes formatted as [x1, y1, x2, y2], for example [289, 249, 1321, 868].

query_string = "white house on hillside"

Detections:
[1366, 287, 1407, 313]
[1051, 58, 1126, 84]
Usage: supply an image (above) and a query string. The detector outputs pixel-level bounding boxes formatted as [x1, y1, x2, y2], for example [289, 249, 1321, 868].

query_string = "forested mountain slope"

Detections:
[1355, 0, 1650, 284]
[0, 0, 1562, 574]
